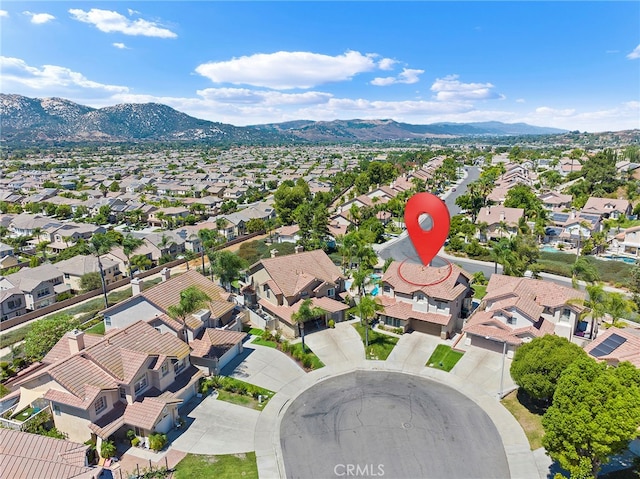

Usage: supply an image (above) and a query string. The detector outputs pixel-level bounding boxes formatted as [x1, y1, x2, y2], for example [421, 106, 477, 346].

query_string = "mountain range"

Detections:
[0, 93, 567, 144]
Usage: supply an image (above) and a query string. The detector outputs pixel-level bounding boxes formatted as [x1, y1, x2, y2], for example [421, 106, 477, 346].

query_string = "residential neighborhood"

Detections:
[1, 140, 639, 479]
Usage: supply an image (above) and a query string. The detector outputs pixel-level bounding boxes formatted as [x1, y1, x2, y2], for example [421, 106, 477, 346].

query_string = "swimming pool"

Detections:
[540, 246, 558, 253]
[371, 286, 380, 296]
[603, 255, 637, 264]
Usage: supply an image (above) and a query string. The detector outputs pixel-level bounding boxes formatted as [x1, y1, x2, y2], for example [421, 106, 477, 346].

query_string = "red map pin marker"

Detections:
[404, 192, 450, 266]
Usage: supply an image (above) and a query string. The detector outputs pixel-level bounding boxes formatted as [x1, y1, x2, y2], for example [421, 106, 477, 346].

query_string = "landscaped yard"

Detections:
[289, 342, 324, 369]
[201, 376, 274, 411]
[353, 323, 398, 360]
[216, 390, 269, 410]
[472, 284, 487, 299]
[251, 337, 277, 348]
[500, 390, 544, 450]
[84, 321, 105, 335]
[426, 344, 464, 371]
[174, 452, 258, 479]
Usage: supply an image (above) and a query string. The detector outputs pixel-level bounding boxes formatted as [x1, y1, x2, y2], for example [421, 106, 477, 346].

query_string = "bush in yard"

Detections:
[328, 319, 335, 328]
[302, 356, 313, 369]
[100, 440, 117, 458]
[131, 437, 140, 447]
[126, 429, 135, 441]
[149, 433, 167, 452]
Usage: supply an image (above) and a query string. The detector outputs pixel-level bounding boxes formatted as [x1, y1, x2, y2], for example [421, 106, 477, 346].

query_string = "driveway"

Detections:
[304, 321, 364, 367]
[385, 330, 441, 373]
[450, 346, 515, 397]
[171, 396, 260, 455]
[221, 342, 306, 392]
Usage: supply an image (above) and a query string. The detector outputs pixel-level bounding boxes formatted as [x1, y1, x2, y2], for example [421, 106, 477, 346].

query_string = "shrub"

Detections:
[149, 433, 167, 452]
[100, 440, 117, 458]
[302, 356, 313, 369]
[131, 437, 141, 447]
[280, 340, 290, 353]
[394, 328, 404, 335]
[126, 429, 136, 440]
[328, 319, 335, 328]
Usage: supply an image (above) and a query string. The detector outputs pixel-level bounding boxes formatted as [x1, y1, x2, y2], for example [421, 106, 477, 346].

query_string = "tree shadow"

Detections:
[516, 388, 548, 415]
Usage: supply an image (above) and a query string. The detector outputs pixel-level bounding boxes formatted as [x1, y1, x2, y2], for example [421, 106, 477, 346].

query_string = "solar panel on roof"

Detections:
[590, 333, 627, 358]
[553, 213, 569, 222]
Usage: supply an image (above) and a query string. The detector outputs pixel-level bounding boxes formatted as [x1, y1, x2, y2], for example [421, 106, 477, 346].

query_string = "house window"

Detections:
[53, 404, 61, 416]
[161, 362, 169, 376]
[327, 288, 335, 298]
[173, 359, 185, 374]
[507, 316, 516, 325]
[37, 289, 50, 298]
[8, 299, 20, 309]
[383, 285, 391, 293]
[64, 273, 70, 279]
[134, 375, 148, 394]
[561, 308, 571, 322]
[105, 316, 112, 326]
[385, 317, 402, 328]
[94, 396, 107, 414]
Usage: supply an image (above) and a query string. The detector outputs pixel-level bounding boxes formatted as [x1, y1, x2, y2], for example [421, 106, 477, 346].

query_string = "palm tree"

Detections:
[167, 286, 211, 345]
[291, 299, 326, 352]
[87, 233, 116, 309]
[605, 292, 637, 328]
[122, 234, 144, 277]
[358, 294, 383, 350]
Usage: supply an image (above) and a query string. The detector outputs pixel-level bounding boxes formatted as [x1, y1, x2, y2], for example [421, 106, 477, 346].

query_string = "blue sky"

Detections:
[1, 1, 639, 132]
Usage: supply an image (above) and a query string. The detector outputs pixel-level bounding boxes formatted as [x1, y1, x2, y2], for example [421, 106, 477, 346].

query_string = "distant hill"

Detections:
[1, 93, 568, 144]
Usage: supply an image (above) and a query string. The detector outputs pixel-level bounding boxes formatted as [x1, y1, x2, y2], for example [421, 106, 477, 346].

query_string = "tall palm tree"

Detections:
[291, 299, 326, 352]
[358, 295, 383, 350]
[87, 234, 116, 309]
[122, 234, 144, 277]
[167, 286, 211, 345]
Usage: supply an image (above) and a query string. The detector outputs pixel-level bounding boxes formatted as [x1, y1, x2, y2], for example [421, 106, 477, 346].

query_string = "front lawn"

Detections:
[174, 452, 258, 479]
[201, 376, 274, 411]
[216, 390, 268, 410]
[353, 323, 398, 360]
[426, 344, 464, 371]
[500, 390, 544, 450]
[251, 337, 277, 348]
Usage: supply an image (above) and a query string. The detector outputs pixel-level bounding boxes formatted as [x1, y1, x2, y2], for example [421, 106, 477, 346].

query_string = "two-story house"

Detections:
[611, 225, 640, 258]
[54, 255, 122, 292]
[476, 206, 525, 242]
[1, 264, 68, 310]
[462, 274, 588, 356]
[0, 287, 27, 323]
[10, 323, 198, 454]
[243, 249, 349, 337]
[377, 261, 472, 338]
[582, 197, 632, 220]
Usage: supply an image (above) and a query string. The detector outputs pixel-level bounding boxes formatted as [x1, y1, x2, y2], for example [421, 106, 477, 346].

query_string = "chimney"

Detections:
[500, 211, 505, 221]
[131, 277, 143, 295]
[161, 267, 171, 282]
[294, 245, 304, 254]
[68, 329, 85, 354]
[486, 209, 490, 216]
[270, 249, 278, 258]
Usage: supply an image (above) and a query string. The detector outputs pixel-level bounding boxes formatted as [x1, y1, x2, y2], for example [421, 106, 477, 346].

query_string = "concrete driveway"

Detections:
[171, 396, 260, 455]
[304, 321, 364, 367]
[385, 330, 441, 373]
[221, 342, 306, 392]
[451, 346, 515, 397]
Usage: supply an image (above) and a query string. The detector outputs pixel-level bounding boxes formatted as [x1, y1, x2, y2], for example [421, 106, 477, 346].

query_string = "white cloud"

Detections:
[430, 74, 501, 101]
[371, 68, 424, 86]
[0, 56, 129, 96]
[627, 44, 640, 60]
[68, 8, 177, 38]
[516, 98, 526, 103]
[127, 9, 140, 16]
[23, 11, 55, 24]
[112, 43, 129, 49]
[0, 10, 8, 18]
[195, 50, 379, 90]
[378, 58, 397, 71]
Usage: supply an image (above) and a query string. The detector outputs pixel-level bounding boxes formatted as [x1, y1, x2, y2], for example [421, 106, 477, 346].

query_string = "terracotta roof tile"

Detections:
[190, 328, 247, 359]
[123, 397, 166, 431]
[584, 328, 640, 367]
[381, 299, 452, 326]
[140, 270, 230, 311]
[382, 261, 471, 302]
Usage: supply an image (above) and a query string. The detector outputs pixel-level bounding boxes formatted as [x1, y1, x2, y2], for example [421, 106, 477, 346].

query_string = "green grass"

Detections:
[251, 337, 277, 348]
[500, 390, 544, 450]
[216, 390, 266, 409]
[174, 452, 258, 479]
[12, 406, 35, 422]
[426, 344, 464, 371]
[536, 251, 633, 287]
[247, 327, 264, 336]
[472, 284, 487, 299]
[353, 323, 398, 360]
[84, 321, 105, 335]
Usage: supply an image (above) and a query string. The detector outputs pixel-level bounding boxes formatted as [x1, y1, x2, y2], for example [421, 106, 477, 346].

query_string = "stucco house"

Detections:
[54, 255, 122, 292]
[611, 225, 640, 258]
[377, 261, 473, 338]
[1, 264, 68, 310]
[0, 287, 27, 323]
[476, 206, 525, 242]
[243, 249, 349, 337]
[462, 274, 588, 356]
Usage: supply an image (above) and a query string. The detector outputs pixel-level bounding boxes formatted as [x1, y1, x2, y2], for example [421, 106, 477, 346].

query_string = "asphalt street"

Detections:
[279, 370, 510, 479]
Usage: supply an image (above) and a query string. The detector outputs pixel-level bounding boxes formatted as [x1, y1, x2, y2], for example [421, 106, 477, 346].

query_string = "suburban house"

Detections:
[582, 197, 632, 220]
[539, 191, 573, 211]
[476, 206, 525, 242]
[1, 264, 68, 310]
[8, 322, 199, 452]
[243, 249, 349, 337]
[54, 255, 122, 292]
[611, 225, 640, 258]
[0, 241, 18, 268]
[557, 212, 602, 249]
[462, 274, 588, 356]
[0, 429, 103, 479]
[583, 328, 640, 368]
[376, 261, 473, 338]
[45, 223, 107, 254]
[0, 287, 27, 322]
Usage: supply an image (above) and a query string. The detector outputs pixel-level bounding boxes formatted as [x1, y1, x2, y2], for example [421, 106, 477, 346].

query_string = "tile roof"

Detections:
[477, 206, 525, 226]
[190, 328, 247, 359]
[584, 328, 640, 367]
[123, 397, 168, 431]
[382, 261, 471, 302]
[463, 310, 555, 346]
[42, 333, 102, 365]
[0, 429, 98, 479]
[253, 249, 344, 298]
[379, 298, 452, 326]
[484, 274, 586, 309]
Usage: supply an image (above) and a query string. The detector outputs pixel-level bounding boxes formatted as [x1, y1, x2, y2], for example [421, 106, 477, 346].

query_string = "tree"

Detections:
[570, 257, 600, 287]
[130, 254, 152, 273]
[504, 184, 545, 220]
[291, 298, 325, 352]
[167, 286, 211, 344]
[23, 314, 77, 361]
[121, 234, 144, 277]
[80, 272, 102, 292]
[246, 218, 266, 234]
[604, 292, 636, 327]
[542, 357, 640, 478]
[358, 294, 383, 350]
[209, 250, 248, 291]
[510, 335, 587, 404]
[87, 234, 116, 308]
[274, 180, 311, 225]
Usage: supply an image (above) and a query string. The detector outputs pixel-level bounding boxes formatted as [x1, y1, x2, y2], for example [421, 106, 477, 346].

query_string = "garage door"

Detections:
[469, 335, 505, 353]
[411, 320, 441, 336]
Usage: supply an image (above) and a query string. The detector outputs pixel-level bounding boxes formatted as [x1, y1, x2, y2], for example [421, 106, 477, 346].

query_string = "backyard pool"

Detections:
[371, 286, 380, 296]
[603, 255, 637, 264]
[540, 246, 559, 253]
